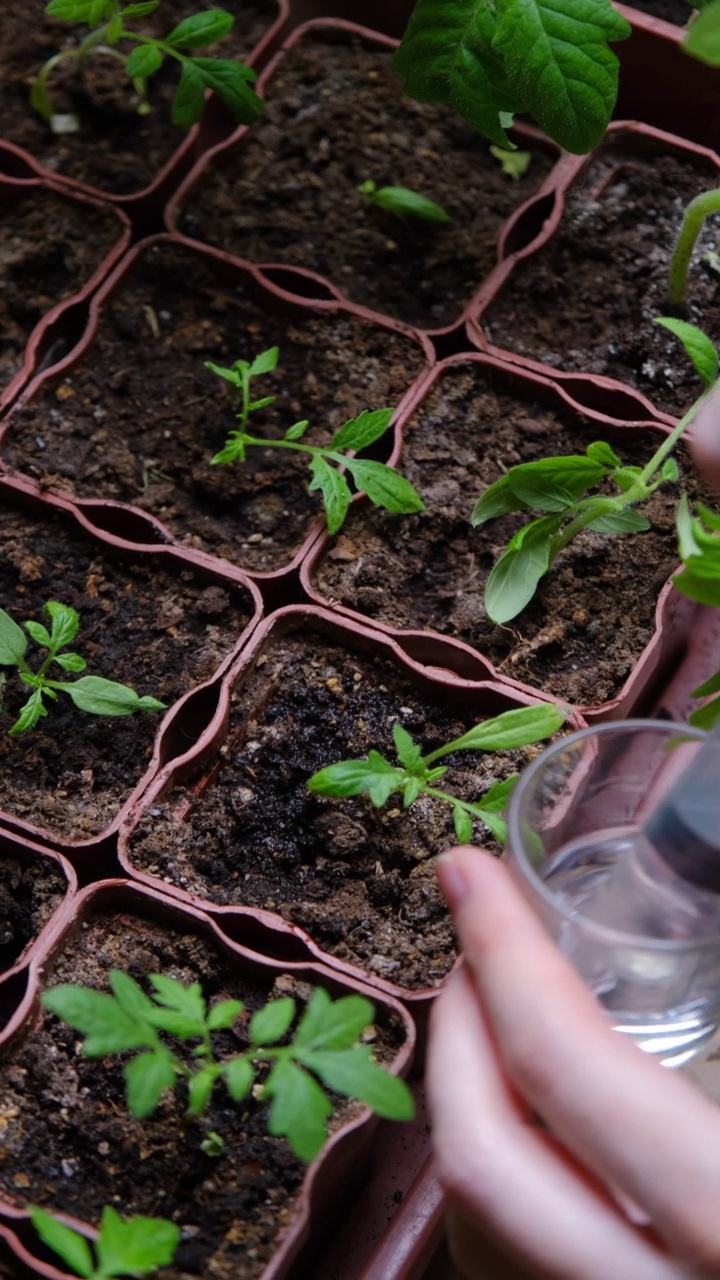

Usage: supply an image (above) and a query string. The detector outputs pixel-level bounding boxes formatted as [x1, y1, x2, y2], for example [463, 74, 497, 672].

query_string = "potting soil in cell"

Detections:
[0, 855, 66, 971]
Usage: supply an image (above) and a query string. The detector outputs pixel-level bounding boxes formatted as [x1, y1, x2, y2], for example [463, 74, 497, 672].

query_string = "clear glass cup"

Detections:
[505, 719, 720, 1067]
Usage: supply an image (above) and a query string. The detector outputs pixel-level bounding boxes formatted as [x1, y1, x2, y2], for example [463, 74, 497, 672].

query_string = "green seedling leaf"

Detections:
[125, 44, 164, 78]
[308, 753, 406, 807]
[122, 2, 162, 16]
[46, 0, 114, 19]
[29, 1206, 94, 1280]
[489, 145, 532, 179]
[109, 970, 155, 1022]
[403, 776, 423, 806]
[655, 316, 719, 387]
[46, 600, 80, 650]
[359, 181, 450, 223]
[484, 514, 562, 623]
[330, 408, 395, 453]
[448, 703, 564, 754]
[172, 58, 207, 126]
[0, 608, 27, 665]
[95, 1205, 180, 1277]
[393, 723, 422, 770]
[477, 774, 519, 813]
[205, 360, 243, 386]
[587, 508, 651, 534]
[684, 0, 720, 65]
[124, 1049, 177, 1118]
[207, 998, 243, 1031]
[308, 455, 352, 534]
[612, 465, 643, 493]
[505, 456, 607, 511]
[24, 621, 52, 648]
[690, 694, 720, 730]
[470, 473, 530, 525]
[294, 989, 375, 1052]
[41, 985, 155, 1056]
[662, 458, 680, 482]
[343, 459, 425, 515]
[586, 440, 622, 467]
[697, 502, 720, 531]
[9, 688, 47, 737]
[299, 1046, 414, 1119]
[225, 1055, 254, 1101]
[454, 805, 473, 843]
[476, 807, 508, 843]
[693, 669, 720, 699]
[493, 0, 631, 153]
[266, 1057, 333, 1163]
[285, 420, 310, 441]
[165, 9, 234, 48]
[248, 347, 279, 377]
[189, 58, 263, 125]
[250, 997, 297, 1045]
[188, 1065, 219, 1117]
[64, 676, 166, 717]
[53, 652, 87, 672]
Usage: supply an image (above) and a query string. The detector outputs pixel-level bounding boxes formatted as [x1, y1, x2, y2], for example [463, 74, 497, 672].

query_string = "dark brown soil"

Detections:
[4, 240, 428, 573]
[128, 629, 551, 990]
[0, 853, 67, 971]
[311, 361, 706, 709]
[176, 29, 557, 330]
[0, 189, 122, 390]
[0, 500, 253, 842]
[0, 907, 406, 1279]
[626, 0, 692, 23]
[483, 136, 720, 418]
[0, 0, 279, 196]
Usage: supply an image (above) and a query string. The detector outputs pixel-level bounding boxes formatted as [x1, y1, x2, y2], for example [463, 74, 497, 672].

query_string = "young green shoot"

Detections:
[472, 319, 717, 625]
[207, 347, 425, 535]
[308, 702, 565, 845]
[393, 0, 630, 155]
[29, 1205, 179, 1280]
[489, 145, 532, 180]
[667, 187, 720, 308]
[32, 1, 263, 135]
[41, 976, 414, 1164]
[357, 180, 450, 223]
[0, 600, 165, 736]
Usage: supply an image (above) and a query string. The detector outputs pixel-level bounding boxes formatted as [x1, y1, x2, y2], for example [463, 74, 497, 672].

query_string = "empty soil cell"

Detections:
[4, 240, 427, 573]
[0, 906, 406, 1279]
[0, 852, 66, 973]
[482, 134, 720, 418]
[0, 188, 121, 390]
[311, 362, 706, 708]
[0, 499, 253, 841]
[0, 0, 279, 196]
[128, 629, 549, 990]
[176, 28, 557, 330]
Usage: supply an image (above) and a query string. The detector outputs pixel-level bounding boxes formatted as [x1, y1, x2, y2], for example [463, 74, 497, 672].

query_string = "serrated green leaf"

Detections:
[24, 620, 52, 648]
[0, 608, 28, 665]
[363, 184, 450, 223]
[392, 723, 422, 769]
[205, 359, 243, 386]
[189, 58, 263, 125]
[54, 652, 87, 672]
[493, 0, 631, 154]
[187, 1065, 218, 1117]
[207, 998, 243, 1030]
[484, 514, 562, 622]
[330, 408, 394, 453]
[149, 975, 206, 1025]
[586, 508, 651, 534]
[476, 774, 518, 813]
[299, 1046, 414, 1120]
[29, 1207, 94, 1279]
[63, 676, 165, 717]
[343, 459, 425, 515]
[164, 9, 234, 48]
[109, 970, 155, 1023]
[448, 703, 564, 753]
[489, 145, 532, 179]
[45, 600, 79, 651]
[285, 420, 310, 441]
[266, 1058, 332, 1162]
[506, 456, 606, 511]
[655, 316, 719, 387]
[394, 0, 521, 148]
[172, 57, 207, 127]
[125, 44, 164, 78]
[293, 989, 375, 1052]
[225, 1055, 254, 1101]
[470, 473, 531, 526]
[308, 755, 405, 806]
[41, 985, 155, 1056]
[586, 440, 622, 467]
[124, 1049, 176, 1118]
[9, 688, 47, 737]
[96, 1206, 180, 1277]
[453, 806, 473, 843]
[684, 0, 720, 65]
[476, 807, 508, 843]
[250, 997, 296, 1045]
[403, 776, 423, 806]
[308, 456, 352, 535]
[248, 347, 278, 377]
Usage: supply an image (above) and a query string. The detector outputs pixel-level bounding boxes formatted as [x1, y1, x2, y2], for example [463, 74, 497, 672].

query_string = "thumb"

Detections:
[690, 381, 720, 493]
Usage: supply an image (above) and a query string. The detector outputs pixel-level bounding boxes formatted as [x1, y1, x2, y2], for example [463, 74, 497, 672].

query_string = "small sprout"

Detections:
[32, 1, 263, 132]
[667, 188, 720, 307]
[0, 600, 165, 736]
[309, 703, 565, 846]
[29, 1204, 180, 1279]
[207, 347, 425, 535]
[489, 146, 532, 180]
[357, 180, 450, 223]
[41, 976, 414, 1164]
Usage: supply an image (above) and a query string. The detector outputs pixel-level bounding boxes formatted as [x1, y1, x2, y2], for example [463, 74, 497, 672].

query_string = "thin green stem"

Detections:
[637, 392, 708, 486]
[668, 188, 720, 306]
[241, 435, 346, 466]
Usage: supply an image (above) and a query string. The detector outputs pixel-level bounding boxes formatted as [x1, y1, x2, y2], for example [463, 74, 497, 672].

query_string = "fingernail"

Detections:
[436, 851, 469, 912]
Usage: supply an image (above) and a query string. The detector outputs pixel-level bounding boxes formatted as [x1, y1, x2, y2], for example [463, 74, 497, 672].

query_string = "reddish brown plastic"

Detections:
[0, 877, 415, 1280]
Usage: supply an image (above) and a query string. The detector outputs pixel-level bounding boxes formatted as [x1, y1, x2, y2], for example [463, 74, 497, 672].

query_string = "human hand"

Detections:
[427, 846, 720, 1279]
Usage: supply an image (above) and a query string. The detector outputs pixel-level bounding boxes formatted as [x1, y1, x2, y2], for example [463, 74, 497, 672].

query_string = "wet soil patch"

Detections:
[0, 853, 66, 972]
[311, 362, 706, 708]
[129, 630, 547, 990]
[177, 29, 557, 330]
[483, 137, 720, 418]
[0, 907, 405, 1279]
[0, 188, 121, 390]
[0, 0, 279, 196]
[5, 240, 428, 573]
[0, 500, 253, 841]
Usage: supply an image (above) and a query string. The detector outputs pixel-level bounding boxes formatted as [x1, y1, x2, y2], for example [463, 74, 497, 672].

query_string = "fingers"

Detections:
[427, 967, 679, 1280]
[690, 381, 720, 492]
[437, 847, 720, 1274]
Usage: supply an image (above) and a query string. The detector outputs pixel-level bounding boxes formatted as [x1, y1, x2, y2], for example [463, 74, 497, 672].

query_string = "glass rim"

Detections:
[505, 717, 720, 952]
